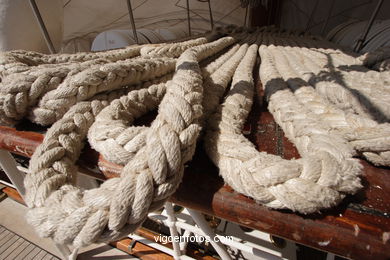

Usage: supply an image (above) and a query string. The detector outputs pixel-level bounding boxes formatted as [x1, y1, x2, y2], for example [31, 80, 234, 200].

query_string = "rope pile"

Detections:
[0, 26, 389, 248]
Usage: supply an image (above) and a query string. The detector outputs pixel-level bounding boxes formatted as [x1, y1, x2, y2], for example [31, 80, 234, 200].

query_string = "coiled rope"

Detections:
[0, 27, 389, 249]
[23, 36, 235, 248]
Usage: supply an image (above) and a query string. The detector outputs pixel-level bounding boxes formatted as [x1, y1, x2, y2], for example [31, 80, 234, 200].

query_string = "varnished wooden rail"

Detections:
[0, 84, 389, 259]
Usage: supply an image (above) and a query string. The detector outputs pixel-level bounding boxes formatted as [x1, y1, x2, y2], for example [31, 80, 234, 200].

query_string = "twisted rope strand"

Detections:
[273, 36, 390, 165]
[24, 37, 235, 248]
[141, 37, 208, 58]
[89, 38, 243, 165]
[283, 35, 390, 122]
[205, 34, 363, 214]
[5, 45, 141, 65]
[0, 28, 387, 249]
[0, 59, 112, 126]
[30, 58, 176, 125]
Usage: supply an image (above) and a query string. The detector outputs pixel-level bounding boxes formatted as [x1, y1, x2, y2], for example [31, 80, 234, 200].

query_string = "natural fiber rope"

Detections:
[205, 34, 363, 213]
[268, 33, 390, 167]
[30, 57, 177, 126]
[89, 38, 245, 165]
[0, 36, 215, 127]
[0, 58, 111, 126]
[6, 45, 141, 65]
[0, 58, 176, 126]
[0, 28, 389, 248]
[22, 37, 235, 248]
[287, 37, 390, 122]
[140, 37, 208, 58]
[270, 34, 390, 165]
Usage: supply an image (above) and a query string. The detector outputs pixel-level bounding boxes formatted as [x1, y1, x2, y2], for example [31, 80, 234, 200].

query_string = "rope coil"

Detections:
[22, 36, 235, 248]
[0, 27, 388, 248]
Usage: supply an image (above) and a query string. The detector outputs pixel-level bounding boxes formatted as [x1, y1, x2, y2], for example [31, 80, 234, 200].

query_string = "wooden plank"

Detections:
[2, 186, 25, 205]
[0, 226, 58, 260]
[5, 239, 30, 260]
[0, 236, 24, 259]
[0, 233, 19, 257]
[0, 126, 42, 158]
[0, 230, 13, 247]
[15, 243, 35, 260]
[0, 228, 10, 241]
[32, 249, 48, 260]
[23, 246, 41, 260]
[0, 225, 57, 260]
[41, 253, 57, 260]
[1, 237, 24, 259]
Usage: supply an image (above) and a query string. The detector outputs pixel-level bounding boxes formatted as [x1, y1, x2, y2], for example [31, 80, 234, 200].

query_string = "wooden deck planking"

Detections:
[31, 249, 50, 260]
[0, 230, 13, 248]
[0, 227, 10, 240]
[5, 239, 31, 260]
[1, 237, 24, 259]
[14, 243, 36, 260]
[0, 234, 19, 254]
[0, 225, 59, 260]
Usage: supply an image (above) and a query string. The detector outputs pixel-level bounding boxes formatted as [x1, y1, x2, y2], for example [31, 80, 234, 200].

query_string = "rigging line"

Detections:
[93, 0, 148, 32]
[28, 0, 56, 54]
[126, 0, 139, 44]
[63, 0, 72, 7]
[64, 3, 228, 41]
[354, 0, 385, 52]
[244, 5, 248, 26]
[174, 0, 242, 26]
[216, 4, 241, 23]
[305, 0, 319, 31]
[174, 0, 210, 24]
[306, 0, 375, 31]
[288, 0, 311, 19]
[95, 10, 215, 32]
[187, 0, 191, 36]
[68, 0, 149, 41]
[320, 0, 335, 35]
[208, 0, 214, 30]
[361, 23, 390, 50]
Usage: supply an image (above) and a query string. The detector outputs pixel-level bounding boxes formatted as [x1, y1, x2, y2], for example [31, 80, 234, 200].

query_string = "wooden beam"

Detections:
[1, 186, 25, 205]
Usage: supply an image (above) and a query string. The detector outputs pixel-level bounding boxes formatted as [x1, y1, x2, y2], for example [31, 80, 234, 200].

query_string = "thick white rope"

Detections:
[0, 35, 221, 127]
[31, 58, 177, 126]
[3, 45, 141, 65]
[23, 37, 235, 248]
[140, 37, 208, 58]
[89, 39, 245, 165]
[270, 34, 390, 165]
[205, 35, 363, 214]
[0, 58, 111, 126]
[0, 58, 176, 126]
[290, 39, 390, 123]
[0, 28, 388, 247]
